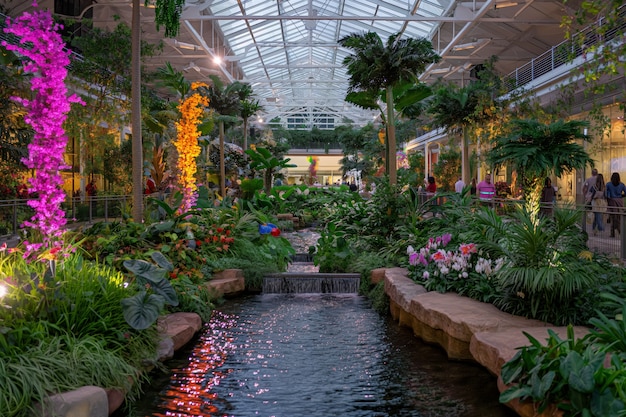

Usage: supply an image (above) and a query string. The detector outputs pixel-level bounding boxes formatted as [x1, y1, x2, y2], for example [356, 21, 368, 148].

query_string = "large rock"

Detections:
[158, 312, 203, 352]
[471, 326, 590, 376]
[378, 267, 589, 417]
[33, 386, 109, 417]
[208, 269, 245, 296]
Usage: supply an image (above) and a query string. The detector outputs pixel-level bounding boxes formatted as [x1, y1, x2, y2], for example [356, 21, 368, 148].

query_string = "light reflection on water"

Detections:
[131, 294, 516, 417]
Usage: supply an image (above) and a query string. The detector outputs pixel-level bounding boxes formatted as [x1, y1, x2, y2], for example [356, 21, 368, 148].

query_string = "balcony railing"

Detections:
[504, 6, 626, 92]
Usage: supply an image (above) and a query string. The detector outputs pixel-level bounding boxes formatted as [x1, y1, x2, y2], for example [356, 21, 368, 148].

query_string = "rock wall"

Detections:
[376, 267, 589, 417]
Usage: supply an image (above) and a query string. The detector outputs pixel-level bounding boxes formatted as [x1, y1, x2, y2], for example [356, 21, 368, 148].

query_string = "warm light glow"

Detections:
[430, 67, 451, 74]
[258, 118, 263, 123]
[0, 283, 7, 299]
[213, 56, 223, 65]
[452, 42, 478, 51]
[494, 1, 519, 9]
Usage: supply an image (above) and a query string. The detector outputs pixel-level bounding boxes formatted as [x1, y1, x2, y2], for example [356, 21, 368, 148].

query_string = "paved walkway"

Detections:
[283, 229, 320, 273]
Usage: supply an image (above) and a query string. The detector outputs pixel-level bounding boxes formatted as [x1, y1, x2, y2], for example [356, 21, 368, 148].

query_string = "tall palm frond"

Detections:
[487, 119, 592, 224]
[339, 31, 440, 185]
[238, 83, 263, 153]
[201, 75, 245, 197]
[156, 62, 191, 98]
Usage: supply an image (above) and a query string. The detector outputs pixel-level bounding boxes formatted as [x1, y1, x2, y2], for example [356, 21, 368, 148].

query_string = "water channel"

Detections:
[128, 293, 516, 417]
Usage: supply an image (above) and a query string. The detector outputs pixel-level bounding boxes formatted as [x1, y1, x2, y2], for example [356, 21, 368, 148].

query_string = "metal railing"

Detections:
[418, 193, 626, 261]
[0, 195, 130, 236]
[504, 6, 626, 92]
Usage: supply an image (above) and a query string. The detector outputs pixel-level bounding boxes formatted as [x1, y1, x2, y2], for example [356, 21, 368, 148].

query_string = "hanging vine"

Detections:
[153, 0, 186, 38]
[174, 82, 209, 213]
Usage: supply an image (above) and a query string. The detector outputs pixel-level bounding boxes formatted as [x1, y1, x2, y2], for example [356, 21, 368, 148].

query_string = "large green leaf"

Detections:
[151, 251, 174, 272]
[590, 389, 625, 417]
[145, 275, 179, 307]
[121, 291, 164, 330]
[499, 385, 532, 403]
[123, 259, 167, 283]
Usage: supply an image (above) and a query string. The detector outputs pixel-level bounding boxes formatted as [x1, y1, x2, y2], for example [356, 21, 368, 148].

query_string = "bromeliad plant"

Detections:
[407, 233, 504, 302]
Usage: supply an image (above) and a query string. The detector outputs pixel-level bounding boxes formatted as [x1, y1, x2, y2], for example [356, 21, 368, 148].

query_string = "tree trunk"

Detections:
[131, 0, 143, 222]
[386, 87, 397, 185]
[264, 169, 273, 194]
[243, 117, 248, 156]
[462, 128, 470, 185]
[219, 121, 226, 198]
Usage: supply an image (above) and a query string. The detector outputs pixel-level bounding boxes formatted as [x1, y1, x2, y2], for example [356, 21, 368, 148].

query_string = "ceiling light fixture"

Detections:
[430, 67, 451, 74]
[183, 62, 201, 72]
[452, 42, 479, 51]
[165, 39, 203, 51]
[494, 1, 519, 9]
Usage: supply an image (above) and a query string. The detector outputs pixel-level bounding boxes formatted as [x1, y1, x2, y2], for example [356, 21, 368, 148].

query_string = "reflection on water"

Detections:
[130, 294, 516, 417]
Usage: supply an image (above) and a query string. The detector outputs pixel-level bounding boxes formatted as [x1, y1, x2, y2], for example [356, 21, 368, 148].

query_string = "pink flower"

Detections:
[431, 249, 447, 262]
[3, 3, 84, 257]
[459, 243, 477, 256]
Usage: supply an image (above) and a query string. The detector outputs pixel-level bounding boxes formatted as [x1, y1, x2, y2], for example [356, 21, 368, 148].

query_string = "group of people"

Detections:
[584, 168, 626, 237]
[453, 175, 495, 203]
[424, 175, 495, 205]
[423, 169, 626, 238]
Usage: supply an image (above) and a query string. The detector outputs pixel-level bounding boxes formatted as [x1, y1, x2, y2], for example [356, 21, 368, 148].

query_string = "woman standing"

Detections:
[605, 172, 626, 237]
[540, 177, 555, 217]
[590, 173, 607, 235]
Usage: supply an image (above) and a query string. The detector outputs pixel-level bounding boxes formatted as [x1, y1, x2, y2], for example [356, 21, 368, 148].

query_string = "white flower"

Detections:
[462, 271, 468, 278]
[423, 271, 430, 279]
[407, 245, 415, 255]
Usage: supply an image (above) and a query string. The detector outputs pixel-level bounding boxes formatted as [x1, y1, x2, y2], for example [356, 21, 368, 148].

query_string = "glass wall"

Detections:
[566, 104, 626, 205]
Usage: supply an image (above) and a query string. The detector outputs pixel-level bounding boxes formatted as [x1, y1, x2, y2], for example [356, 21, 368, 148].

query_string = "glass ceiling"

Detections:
[4, 0, 576, 130]
[193, 0, 452, 127]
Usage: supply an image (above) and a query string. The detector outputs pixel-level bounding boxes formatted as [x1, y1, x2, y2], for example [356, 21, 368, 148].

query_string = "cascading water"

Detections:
[122, 229, 515, 417]
[262, 272, 361, 293]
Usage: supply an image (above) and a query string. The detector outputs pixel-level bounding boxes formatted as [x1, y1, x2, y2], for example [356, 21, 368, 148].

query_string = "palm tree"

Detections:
[428, 82, 495, 185]
[428, 60, 508, 185]
[238, 84, 263, 154]
[0, 45, 31, 170]
[202, 75, 244, 197]
[245, 147, 296, 194]
[130, 0, 184, 221]
[338, 31, 440, 185]
[487, 118, 593, 224]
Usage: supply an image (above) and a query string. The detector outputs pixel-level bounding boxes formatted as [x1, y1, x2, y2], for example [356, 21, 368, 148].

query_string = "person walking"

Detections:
[454, 177, 465, 194]
[476, 174, 496, 206]
[540, 177, 555, 217]
[425, 176, 437, 196]
[583, 168, 598, 209]
[590, 173, 607, 235]
[605, 172, 626, 237]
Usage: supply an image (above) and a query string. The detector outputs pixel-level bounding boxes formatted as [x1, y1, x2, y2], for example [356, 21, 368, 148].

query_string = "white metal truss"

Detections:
[2, 0, 582, 129]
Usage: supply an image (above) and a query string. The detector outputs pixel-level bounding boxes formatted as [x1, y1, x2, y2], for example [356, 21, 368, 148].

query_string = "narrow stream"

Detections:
[128, 294, 516, 417]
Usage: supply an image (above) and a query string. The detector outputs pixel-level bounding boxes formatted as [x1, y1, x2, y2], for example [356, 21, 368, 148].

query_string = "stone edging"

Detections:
[374, 267, 589, 417]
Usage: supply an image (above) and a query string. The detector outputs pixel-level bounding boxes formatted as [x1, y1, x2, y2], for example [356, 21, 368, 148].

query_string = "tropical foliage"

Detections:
[339, 31, 440, 185]
[487, 119, 593, 224]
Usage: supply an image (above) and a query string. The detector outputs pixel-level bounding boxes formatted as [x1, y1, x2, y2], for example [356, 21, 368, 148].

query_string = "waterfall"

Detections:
[263, 273, 361, 294]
